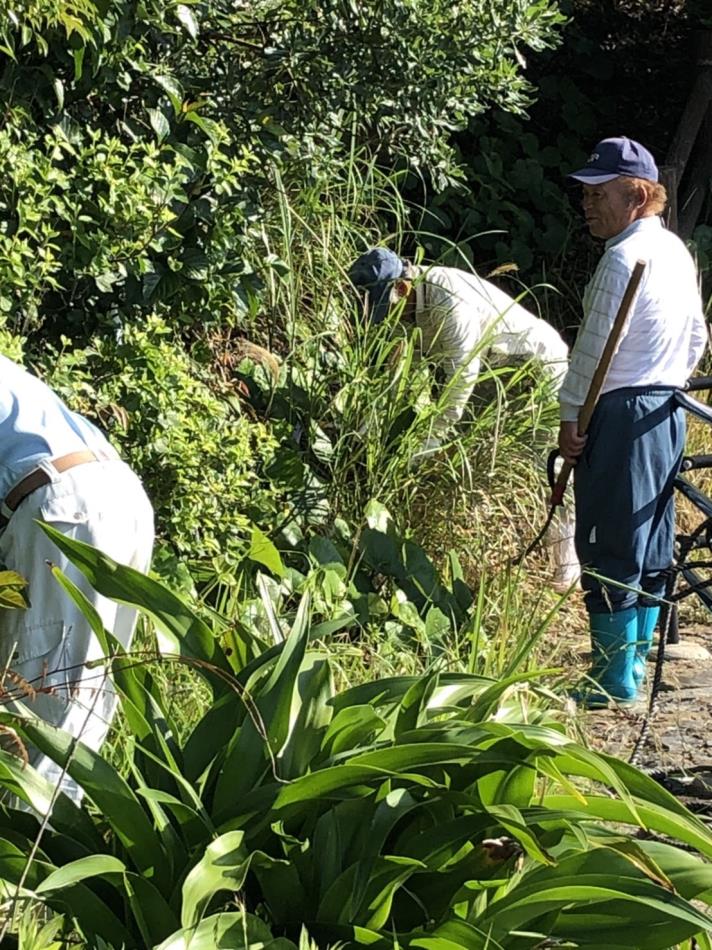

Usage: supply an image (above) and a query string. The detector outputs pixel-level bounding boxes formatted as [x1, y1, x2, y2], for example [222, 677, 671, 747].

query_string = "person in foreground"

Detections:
[0, 354, 154, 804]
[348, 247, 580, 590]
[560, 136, 708, 706]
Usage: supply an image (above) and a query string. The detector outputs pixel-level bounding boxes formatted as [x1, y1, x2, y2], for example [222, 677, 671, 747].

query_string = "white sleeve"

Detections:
[433, 353, 481, 434]
[419, 275, 485, 436]
[558, 254, 634, 423]
[687, 306, 709, 376]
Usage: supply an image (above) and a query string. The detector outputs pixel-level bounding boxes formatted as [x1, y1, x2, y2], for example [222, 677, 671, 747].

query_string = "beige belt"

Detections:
[0, 450, 113, 526]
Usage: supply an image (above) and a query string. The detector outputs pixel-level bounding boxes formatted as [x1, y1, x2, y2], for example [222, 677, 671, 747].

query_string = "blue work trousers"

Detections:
[573, 387, 684, 614]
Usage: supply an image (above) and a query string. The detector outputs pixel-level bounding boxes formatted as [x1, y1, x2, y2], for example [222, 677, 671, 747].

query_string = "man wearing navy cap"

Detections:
[560, 136, 708, 706]
[348, 246, 580, 591]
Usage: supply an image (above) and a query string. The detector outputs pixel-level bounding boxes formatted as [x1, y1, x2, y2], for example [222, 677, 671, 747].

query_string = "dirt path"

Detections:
[583, 624, 712, 793]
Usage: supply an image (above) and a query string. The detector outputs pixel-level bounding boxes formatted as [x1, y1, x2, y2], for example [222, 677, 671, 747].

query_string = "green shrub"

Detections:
[40, 318, 280, 582]
[0, 0, 564, 338]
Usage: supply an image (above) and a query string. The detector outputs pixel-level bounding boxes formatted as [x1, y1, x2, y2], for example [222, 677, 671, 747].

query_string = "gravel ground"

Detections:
[578, 623, 712, 814]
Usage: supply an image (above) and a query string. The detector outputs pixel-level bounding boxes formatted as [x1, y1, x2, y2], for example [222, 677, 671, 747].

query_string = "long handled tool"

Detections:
[516, 258, 646, 563]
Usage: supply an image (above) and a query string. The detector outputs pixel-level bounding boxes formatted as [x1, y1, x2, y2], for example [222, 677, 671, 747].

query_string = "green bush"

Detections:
[40, 318, 280, 582]
[411, 0, 712, 317]
[0, 0, 564, 338]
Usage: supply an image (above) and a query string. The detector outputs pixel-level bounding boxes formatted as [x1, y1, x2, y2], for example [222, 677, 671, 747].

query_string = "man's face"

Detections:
[581, 178, 639, 240]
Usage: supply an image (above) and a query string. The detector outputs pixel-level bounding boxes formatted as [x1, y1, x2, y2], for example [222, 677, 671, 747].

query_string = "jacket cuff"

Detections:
[559, 402, 580, 423]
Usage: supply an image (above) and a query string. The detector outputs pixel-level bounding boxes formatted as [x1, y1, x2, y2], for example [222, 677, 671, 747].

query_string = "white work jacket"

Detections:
[412, 265, 568, 437]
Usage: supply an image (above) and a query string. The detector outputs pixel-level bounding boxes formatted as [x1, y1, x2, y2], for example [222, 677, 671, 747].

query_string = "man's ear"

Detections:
[394, 279, 412, 299]
[626, 181, 647, 211]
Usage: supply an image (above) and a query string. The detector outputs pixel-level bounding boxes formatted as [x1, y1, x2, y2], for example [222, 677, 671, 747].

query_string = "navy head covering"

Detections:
[568, 136, 659, 184]
[348, 247, 407, 324]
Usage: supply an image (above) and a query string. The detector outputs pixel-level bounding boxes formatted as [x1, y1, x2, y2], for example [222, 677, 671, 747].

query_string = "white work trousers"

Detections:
[0, 458, 154, 804]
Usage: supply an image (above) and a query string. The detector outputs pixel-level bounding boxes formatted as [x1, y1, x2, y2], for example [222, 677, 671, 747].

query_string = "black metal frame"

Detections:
[663, 379, 712, 642]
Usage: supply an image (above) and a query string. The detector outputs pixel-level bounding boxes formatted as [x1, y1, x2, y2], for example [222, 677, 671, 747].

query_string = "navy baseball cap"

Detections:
[568, 136, 659, 184]
[348, 247, 407, 324]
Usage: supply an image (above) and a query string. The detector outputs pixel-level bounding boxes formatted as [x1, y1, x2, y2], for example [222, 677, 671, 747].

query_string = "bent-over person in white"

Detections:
[349, 248, 578, 589]
[0, 355, 154, 807]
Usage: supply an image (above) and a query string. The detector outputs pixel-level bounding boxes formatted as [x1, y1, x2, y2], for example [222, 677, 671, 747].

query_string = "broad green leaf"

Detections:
[275, 761, 434, 810]
[175, 4, 199, 38]
[184, 110, 222, 143]
[2, 709, 170, 893]
[308, 537, 345, 569]
[397, 813, 485, 866]
[0, 837, 134, 946]
[425, 605, 450, 641]
[477, 846, 712, 944]
[318, 855, 423, 929]
[154, 72, 184, 114]
[320, 704, 387, 760]
[53, 77, 64, 110]
[411, 918, 495, 949]
[38, 524, 232, 683]
[148, 108, 170, 141]
[485, 803, 554, 864]
[465, 669, 553, 722]
[24, 915, 64, 950]
[183, 689, 245, 783]
[136, 786, 206, 825]
[595, 751, 710, 820]
[212, 593, 312, 816]
[181, 831, 251, 928]
[0, 750, 102, 852]
[43, 576, 186, 840]
[36, 854, 125, 893]
[278, 655, 334, 778]
[485, 879, 708, 930]
[49, 564, 184, 773]
[72, 46, 84, 79]
[395, 672, 438, 736]
[248, 526, 285, 576]
[332, 673, 492, 715]
[122, 870, 181, 946]
[156, 911, 295, 950]
[324, 787, 421, 915]
[639, 839, 712, 900]
[0, 570, 27, 588]
[251, 851, 309, 929]
[543, 794, 712, 858]
[129, 756, 191, 877]
[0, 588, 28, 608]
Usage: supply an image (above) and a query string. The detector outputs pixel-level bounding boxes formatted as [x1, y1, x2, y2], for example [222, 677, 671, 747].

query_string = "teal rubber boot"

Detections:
[633, 605, 659, 688]
[576, 608, 639, 707]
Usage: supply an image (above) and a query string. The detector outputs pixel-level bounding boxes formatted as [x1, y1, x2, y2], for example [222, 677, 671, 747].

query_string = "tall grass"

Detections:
[179, 154, 586, 703]
[249, 158, 562, 523]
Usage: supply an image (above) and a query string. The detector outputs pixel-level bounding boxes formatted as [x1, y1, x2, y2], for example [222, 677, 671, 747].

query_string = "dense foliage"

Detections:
[0, 0, 564, 337]
[1, 532, 711, 949]
[0, 0, 571, 584]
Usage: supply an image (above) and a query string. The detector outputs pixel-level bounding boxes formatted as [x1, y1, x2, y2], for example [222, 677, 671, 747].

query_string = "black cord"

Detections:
[511, 448, 562, 565]
[511, 503, 557, 566]
[629, 572, 676, 766]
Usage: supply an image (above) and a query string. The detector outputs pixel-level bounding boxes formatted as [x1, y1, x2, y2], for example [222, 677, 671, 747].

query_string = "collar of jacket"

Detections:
[605, 214, 662, 251]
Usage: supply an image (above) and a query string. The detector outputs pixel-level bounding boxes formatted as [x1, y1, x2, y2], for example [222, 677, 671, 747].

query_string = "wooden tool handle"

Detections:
[551, 258, 646, 506]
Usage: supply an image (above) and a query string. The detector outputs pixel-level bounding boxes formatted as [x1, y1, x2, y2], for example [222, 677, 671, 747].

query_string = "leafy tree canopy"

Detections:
[0, 0, 564, 337]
